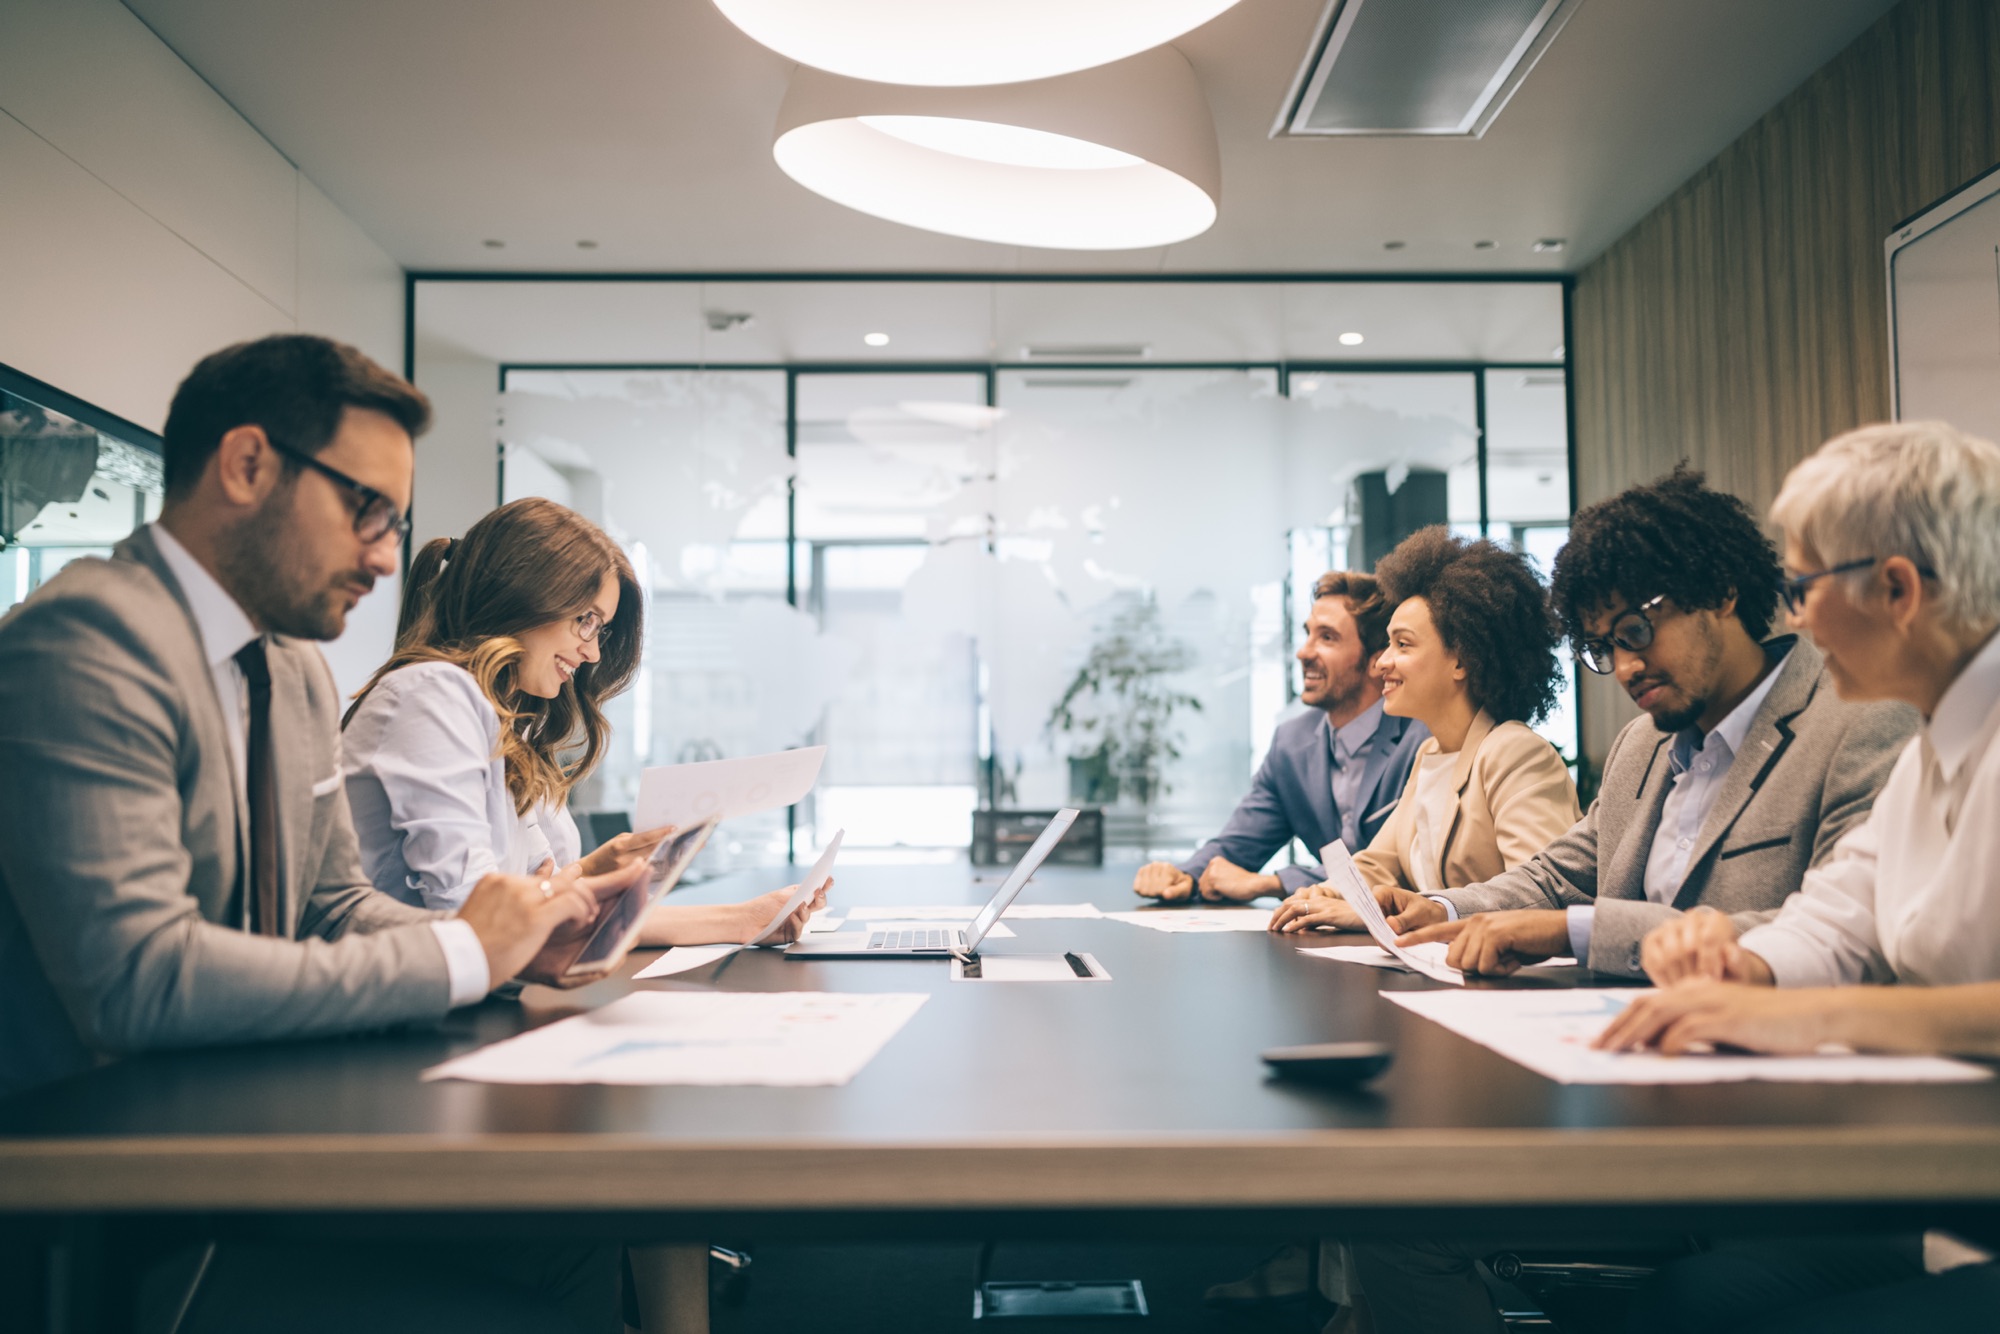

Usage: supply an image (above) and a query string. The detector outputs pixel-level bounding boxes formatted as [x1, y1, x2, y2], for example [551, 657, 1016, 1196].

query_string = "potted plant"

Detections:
[1046, 596, 1202, 819]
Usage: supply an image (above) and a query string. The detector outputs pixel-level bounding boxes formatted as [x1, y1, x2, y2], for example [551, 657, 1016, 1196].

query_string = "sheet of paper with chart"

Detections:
[1319, 841, 1464, 983]
[422, 991, 927, 1086]
[1101, 908, 1275, 933]
[635, 746, 827, 833]
[1385, 988, 1994, 1085]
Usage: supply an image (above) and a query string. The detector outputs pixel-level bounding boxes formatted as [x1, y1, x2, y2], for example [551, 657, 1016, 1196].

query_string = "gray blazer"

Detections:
[0, 528, 452, 1098]
[1435, 637, 1916, 976]
[1181, 707, 1428, 893]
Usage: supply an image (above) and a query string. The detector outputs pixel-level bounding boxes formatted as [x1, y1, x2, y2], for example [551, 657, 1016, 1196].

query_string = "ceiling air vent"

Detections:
[1019, 343, 1151, 360]
[1274, 0, 1583, 138]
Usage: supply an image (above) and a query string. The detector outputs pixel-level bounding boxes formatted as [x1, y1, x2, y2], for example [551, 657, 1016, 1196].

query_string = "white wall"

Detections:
[0, 0, 407, 694]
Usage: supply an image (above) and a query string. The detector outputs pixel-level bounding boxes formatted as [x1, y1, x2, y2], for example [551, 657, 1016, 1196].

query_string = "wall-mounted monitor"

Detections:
[1887, 164, 2000, 442]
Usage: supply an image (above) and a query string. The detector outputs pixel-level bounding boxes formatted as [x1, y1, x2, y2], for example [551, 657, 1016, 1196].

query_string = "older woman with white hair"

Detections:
[1601, 419, 2000, 1334]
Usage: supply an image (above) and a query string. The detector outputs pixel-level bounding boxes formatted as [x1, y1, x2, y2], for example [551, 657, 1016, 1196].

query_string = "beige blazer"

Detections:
[1352, 711, 1580, 894]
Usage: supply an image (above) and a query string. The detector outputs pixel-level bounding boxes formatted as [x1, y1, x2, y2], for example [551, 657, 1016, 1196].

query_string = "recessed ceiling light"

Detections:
[1532, 238, 1567, 253]
[772, 48, 1219, 250]
[482, 239, 505, 249]
[1383, 240, 1406, 250]
[1339, 332, 1365, 346]
[1294, 377, 1321, 393]
[864, 332, 891, 347]
[711, 0, 1242, 86]
[1473, 239, 1496, 250]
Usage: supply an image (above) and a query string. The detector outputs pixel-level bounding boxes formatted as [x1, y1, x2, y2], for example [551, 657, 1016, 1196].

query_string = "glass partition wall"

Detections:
[1, 372, 163, 615]
[493, 325, 1573, 867]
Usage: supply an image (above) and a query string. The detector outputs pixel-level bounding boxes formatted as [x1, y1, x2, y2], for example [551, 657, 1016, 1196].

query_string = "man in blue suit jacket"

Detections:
[1135, 571, 1429, 902]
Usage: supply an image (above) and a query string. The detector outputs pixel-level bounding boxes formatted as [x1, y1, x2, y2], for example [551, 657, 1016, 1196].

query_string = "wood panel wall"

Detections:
[1569, 0, 2000, 760]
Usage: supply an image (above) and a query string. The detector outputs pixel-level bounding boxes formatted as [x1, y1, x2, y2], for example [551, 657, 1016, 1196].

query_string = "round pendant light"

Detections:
[713, 0, 1241, 87]
[772, 47, 1220, 251]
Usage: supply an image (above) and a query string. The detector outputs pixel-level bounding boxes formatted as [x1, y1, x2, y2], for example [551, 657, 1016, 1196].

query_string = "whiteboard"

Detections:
[1888, 165, 2000, 442]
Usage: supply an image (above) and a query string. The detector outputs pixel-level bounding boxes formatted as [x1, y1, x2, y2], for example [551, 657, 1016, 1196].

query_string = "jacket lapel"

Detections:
[265, 642, 316, 934]
[1602, 732, 1673, 901]
[1302, 716, 1337, 849]
[1671, 640, 1815, 910]
[1434, 711, 1496, 880]
[1355, 712, 1409, 828]
[115, 528, 250, 925]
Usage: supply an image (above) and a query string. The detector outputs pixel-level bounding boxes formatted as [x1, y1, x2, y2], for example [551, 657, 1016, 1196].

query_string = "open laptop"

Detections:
[784, 808, 1080, 959]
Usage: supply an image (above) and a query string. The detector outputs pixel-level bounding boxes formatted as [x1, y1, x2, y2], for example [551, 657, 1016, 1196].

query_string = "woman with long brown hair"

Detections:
[342, 496, 819, 945]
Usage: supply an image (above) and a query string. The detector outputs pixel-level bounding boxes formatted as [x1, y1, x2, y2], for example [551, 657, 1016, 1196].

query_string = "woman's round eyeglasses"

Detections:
[573, 609, 607, 643]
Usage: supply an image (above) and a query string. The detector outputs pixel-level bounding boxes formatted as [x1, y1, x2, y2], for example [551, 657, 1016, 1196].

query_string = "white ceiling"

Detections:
[124, 0, 1898, 274]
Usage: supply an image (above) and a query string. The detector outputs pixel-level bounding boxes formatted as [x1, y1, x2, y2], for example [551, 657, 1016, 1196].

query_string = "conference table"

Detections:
[5, 861, 2000, 1327]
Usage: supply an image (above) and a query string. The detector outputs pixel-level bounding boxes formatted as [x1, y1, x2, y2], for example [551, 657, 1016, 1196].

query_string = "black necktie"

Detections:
[233, 640, 282, 936]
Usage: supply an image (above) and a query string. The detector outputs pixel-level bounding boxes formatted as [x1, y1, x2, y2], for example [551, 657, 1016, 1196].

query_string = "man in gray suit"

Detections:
[1134, 571, 1427, 903]
[1319, 469, 1917, 1334]
[0, 336, 626, 1331]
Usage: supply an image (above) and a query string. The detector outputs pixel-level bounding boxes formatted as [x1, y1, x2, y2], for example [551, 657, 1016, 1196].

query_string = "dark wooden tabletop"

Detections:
[5, 863, 1999, 1228]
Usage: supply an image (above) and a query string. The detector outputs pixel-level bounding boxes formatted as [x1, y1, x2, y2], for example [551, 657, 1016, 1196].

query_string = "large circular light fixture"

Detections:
[772, 48, 1220, 251]
[713, 0, 1241, 87]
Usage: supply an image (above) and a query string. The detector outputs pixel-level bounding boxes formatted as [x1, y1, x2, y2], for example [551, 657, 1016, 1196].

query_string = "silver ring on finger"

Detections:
[539, 879, 554, 899]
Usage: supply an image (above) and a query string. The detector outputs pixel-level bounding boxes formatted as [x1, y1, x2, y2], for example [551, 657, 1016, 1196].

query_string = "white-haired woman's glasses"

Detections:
[1779, 557, 1936, 614]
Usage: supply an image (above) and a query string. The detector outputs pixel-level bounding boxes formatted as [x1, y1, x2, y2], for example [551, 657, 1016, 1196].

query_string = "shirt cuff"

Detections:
[1734, 923, 1844, 989]
[430, 919, 492, 1008]
[1566, 905, 1594, 963]
[1424, 894, 1459, 922]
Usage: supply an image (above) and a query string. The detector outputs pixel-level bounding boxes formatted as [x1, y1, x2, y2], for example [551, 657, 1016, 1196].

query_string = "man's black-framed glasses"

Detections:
[264, 436, 411, 546]
[1779, 557, 1936, 614]
[1575, 593, 1668, 676]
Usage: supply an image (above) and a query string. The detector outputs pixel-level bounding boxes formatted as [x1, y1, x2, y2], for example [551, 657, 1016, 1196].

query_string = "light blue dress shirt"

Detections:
[1565, 651, 1791, 960]
[1327, 700, 1386, 851]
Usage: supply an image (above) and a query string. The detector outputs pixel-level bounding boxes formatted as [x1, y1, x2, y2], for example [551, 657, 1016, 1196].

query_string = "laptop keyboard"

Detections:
[866, 929, 957, 951]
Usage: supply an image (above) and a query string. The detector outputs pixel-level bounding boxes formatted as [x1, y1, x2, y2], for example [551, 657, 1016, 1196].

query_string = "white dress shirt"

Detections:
[1327, 700, 1384, 852]
[1564, 653, 1788, 960]
[150, 525, 489, 1006]
[1740, 631, 2000, 988]
[343, 660, 581, 911]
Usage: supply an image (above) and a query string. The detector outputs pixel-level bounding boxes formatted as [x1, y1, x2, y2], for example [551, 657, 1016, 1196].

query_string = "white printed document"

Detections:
[423, 990, 927, 1086]
[1303, 945, 1577, 972]
[1319, 841, 1463, 983]
[1385, 988, 1993, 1085]
[844, 902, 1098, 922]
[632, 944, 740, 979]
[744, 830, 843, 947]
[1101, 907, 1274, 933]
[635, 746, 826, 832]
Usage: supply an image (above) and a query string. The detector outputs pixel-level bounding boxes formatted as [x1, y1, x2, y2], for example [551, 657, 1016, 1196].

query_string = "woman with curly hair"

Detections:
[1274, 526, 1577, 924]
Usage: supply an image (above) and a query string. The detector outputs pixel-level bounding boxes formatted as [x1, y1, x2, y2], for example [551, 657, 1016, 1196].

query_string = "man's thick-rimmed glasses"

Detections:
[264, 436, 411, 546]
[1576, 593, 1668, 675]
[1779, 557, 1936, 614]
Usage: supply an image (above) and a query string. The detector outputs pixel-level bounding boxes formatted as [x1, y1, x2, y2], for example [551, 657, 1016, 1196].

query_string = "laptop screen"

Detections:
[962, 809, 1080, 950]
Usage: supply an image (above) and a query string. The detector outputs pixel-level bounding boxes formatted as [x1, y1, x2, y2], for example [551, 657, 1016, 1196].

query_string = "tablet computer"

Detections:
[564, 814, 719, 979]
